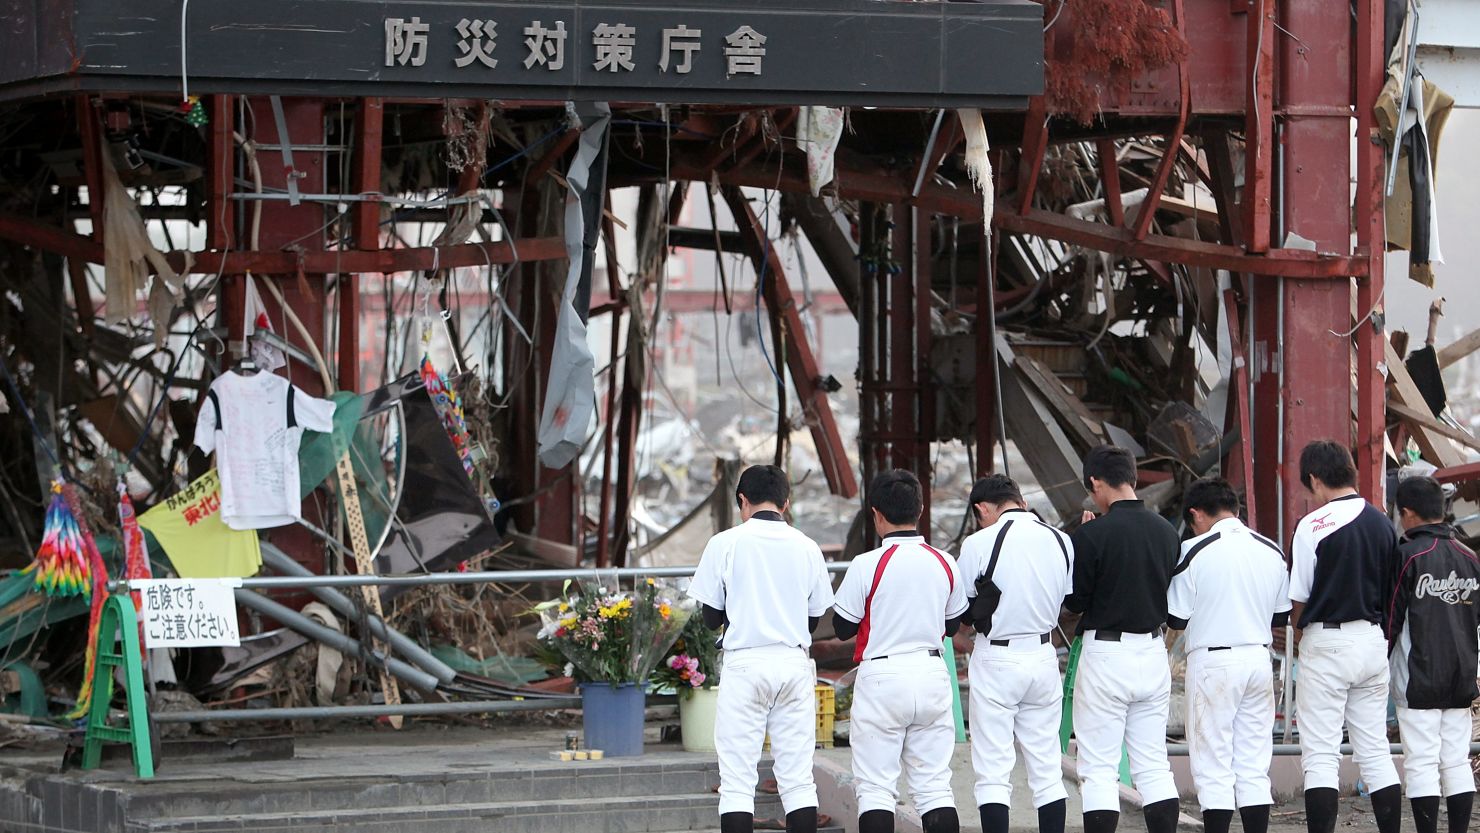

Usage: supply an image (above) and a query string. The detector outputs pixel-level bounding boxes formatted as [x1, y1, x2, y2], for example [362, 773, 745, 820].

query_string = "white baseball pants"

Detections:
[1397, 707, 1477, 798]
[1072, 631, 1179, 813]
[1295, 621, 1399, 793]
[850, 650, 958, 816]
[1185, 645, 1276, 811]
[969, 637, 1068, 809]
[715, 645, 819, 815]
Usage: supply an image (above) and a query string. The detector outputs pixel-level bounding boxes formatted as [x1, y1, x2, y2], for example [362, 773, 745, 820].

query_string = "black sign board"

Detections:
[2, 0, 1043, 108]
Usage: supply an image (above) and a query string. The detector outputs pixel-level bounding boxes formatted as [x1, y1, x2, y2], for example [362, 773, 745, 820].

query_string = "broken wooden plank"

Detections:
[996, 337, 1089, 523]
[1438, 327, 1480, 369]
[1385, 340, 1467, 468]
[1014, 355, 1105, 451]
[1388, 402, 1480, 455]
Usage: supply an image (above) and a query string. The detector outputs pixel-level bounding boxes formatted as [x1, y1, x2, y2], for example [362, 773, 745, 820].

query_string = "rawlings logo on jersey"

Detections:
[1414, 571, 1480, 604]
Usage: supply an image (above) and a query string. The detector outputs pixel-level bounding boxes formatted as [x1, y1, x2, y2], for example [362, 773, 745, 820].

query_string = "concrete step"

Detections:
[128, 792, 790, 833]
[121, 758, 754, 819]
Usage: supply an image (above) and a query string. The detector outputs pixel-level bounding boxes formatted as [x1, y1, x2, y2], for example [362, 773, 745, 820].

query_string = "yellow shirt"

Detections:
[139, 470, 262, 579]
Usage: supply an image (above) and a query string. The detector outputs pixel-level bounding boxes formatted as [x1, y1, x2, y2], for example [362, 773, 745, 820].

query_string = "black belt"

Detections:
[1319, 622, 1345, 630]
[989, 633, 1051, 647]
[877, 649, 942, 660]
[1209, 646, 1231, 652]
[1092, 626, 1165, 642]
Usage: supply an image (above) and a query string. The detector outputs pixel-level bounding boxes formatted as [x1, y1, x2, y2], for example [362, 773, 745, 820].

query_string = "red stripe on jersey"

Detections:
[921, 544, 954, 593]
[854, 545, 899, 663]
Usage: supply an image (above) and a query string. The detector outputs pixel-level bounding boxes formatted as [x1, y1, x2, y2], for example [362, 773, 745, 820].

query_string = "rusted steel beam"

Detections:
[77, 96, 106, 244]
[1096, 138, 1125, 228]
[1434, 462, 1480, 486]
[975, 226, 998, 477]
[698, 113, 760, 173]
[207, 95, 237, 251]
[733, 109, 794, 172]
[722, 187, 859, 499]
[1130, 0, 1190, 243]
[665, 158, 1365, 279]
[526, 128, 580, 187]
[342, 97, 384, 392]
[1016, 97, 1049, 215]
[1244, 0, 1275, 253]
[1353, 0, 1386, 498]
[1223, 286, 1257, 530]
[912, 207, 933, 536]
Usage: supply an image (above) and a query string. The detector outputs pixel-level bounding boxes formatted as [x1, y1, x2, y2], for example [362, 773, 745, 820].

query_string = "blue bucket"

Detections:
[579, 681, 645, 757]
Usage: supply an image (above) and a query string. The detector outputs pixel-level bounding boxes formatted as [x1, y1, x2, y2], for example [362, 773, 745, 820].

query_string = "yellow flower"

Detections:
[558, 602, 569, 613]
[646, 577, 656, 586]
[659, 603, 672, 620]
[559, 616, 577, 629]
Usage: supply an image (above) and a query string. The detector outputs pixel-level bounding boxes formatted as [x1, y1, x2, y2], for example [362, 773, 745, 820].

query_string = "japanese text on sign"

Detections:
[134, 579, 242, 649]
[384, 18, 768, 77]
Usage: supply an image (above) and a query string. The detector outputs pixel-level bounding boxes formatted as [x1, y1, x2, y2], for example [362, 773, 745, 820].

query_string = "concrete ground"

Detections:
[816, 742, 1417, 833]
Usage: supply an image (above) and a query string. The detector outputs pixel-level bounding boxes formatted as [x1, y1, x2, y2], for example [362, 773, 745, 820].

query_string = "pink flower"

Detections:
[669, 655, 687, 671]
[685, 657, 700, 674]
[690, 672, 706, 687]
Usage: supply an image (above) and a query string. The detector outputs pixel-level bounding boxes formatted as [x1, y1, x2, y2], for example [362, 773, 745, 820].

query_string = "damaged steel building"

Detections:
[0, 0, 1476, 736]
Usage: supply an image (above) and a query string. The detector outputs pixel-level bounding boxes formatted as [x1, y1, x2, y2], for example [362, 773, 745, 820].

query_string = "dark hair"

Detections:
[868, 469, 924, 526]
[1083, 445, 1137, 490]
[1298, 440, 1356, 491]
[736, 465, 789, 509]
[1395, 475, 1445, 522]
[1182, 477, 1240, 520]
[970, 474, 1024, 508]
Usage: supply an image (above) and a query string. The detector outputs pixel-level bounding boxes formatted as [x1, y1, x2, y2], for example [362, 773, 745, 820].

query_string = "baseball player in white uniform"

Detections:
[1289, 440, 1402, 833]
[688, 465, 835, 833]
[1167, 477, 1290, 833]
[958, 474, 1073, 833]
[834, 469, 969, 833]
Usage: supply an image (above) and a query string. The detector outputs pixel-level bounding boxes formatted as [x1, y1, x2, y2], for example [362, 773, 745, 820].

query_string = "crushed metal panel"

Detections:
[3, 0, 1043, 107]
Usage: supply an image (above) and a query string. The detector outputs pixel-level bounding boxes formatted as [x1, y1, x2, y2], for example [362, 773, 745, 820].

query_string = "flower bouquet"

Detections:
[652, 614, 723, 752]
[652, 614, 721, 695]
[534, 578, 692, 756]
[533, 577, 692, 685]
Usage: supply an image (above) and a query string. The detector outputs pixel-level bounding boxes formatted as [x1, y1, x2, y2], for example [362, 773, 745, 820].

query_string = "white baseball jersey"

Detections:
[958, 508, 1073, 641]
[687, 516, 834, 651]
[834, 534, 968, 661]
[1169, 516, 1290, 651]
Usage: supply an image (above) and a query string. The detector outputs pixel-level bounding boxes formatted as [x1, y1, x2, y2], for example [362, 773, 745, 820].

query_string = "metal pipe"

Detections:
[233, 589, 440, 692]
[152, 697, 581, 724]
[123, 562, 855, 591]
[259, 544, 457, 685]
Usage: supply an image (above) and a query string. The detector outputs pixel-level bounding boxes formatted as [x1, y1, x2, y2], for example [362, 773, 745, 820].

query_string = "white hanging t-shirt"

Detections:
[194, 371, 336, 530]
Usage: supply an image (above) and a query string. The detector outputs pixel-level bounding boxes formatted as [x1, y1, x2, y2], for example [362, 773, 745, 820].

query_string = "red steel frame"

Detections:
[0, 0, 1397, 556]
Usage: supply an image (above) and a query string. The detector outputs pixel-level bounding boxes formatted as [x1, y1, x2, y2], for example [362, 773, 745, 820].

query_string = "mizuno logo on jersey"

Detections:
[1415, 571, 1480, 604]
[1310, 513, 1336, 533]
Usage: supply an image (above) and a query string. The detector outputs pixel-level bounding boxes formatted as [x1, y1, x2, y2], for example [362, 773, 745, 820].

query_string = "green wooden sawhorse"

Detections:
[80, 595, 154, 778]
[1060, 636, 1133, 786]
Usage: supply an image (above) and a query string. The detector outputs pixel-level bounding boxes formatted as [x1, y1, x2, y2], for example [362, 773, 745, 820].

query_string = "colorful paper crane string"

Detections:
[62, 485, 109, 719]
[420, 355, 475, 479]
[21, 483, 92, 597]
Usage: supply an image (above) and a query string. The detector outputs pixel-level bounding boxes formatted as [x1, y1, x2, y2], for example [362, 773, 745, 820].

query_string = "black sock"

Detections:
[1240, 803, 1272, 833]
[921, 807, 960, 833]
[1143, 797, 1180, 833]
[1039, 799, 1067, 833]
[1203, 809, 1234, 833]
[1084, 809, 1120, 833]
[859, 809, 895, 833]
[979, 803, 1009, 833]
[721, 811, 754, 833]
[1414, 796, 1443, 833]
[1372, 784, 1403, 833]
[786, 807, 818, 833]
[1305, 788, 1339, 833]
[1450, 792, 1476, 833]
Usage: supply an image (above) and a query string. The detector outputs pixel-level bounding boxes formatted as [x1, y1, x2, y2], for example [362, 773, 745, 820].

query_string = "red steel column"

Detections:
[1353, 0, 1387, 500]
[1271, 1, 1354, 539]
